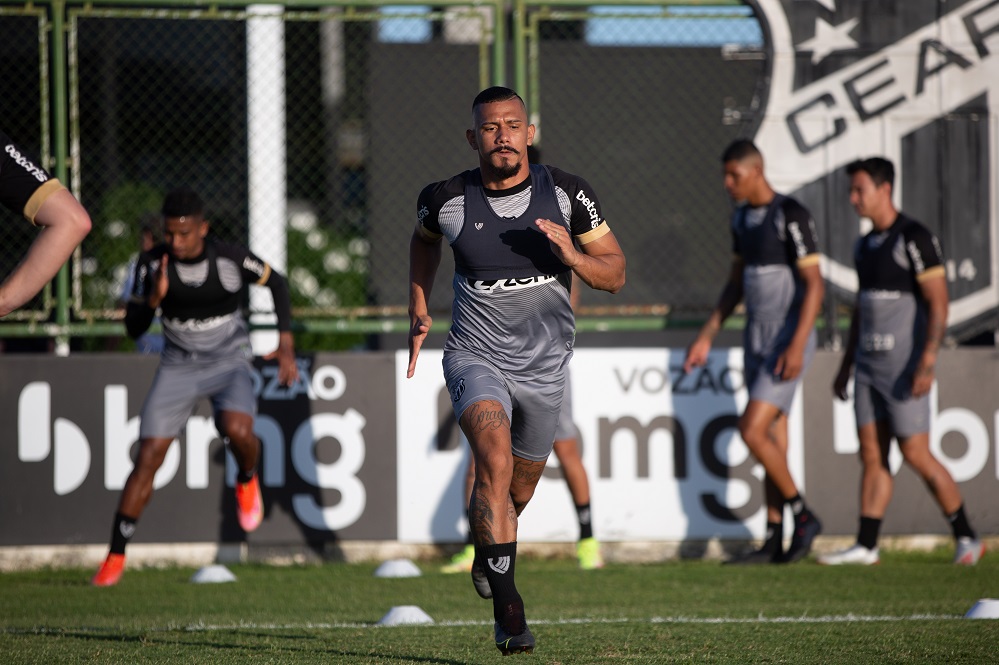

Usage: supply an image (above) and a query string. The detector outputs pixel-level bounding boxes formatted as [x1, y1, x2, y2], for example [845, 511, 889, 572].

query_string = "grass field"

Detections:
[2, 548, 997, 663]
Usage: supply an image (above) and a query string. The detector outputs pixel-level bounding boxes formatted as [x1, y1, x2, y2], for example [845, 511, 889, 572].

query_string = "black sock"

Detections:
[110, 512, 137, 555]
[762, 521, 783, 553]
[464, 510, 474, 546]
[236, 468, 256, 485]
[857, 516, 882, 550]
[576, 503, 593, 541]
[787, 495, 807, 518]
[478, 542, 524, 629]
[947, 504, 976, 540]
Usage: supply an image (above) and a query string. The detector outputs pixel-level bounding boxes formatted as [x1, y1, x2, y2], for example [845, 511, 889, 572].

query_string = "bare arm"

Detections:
[833, 304, 860, 401]
[407, 223, 443, 378]
[683, 257, 744, 373]
[912, 273, 948, 397]
[0, 189, 91, 317]
[775, 261, 824, 380]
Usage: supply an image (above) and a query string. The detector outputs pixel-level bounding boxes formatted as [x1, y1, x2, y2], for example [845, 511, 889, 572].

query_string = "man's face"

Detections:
[722, 158, 759, 203]
[467, 98, 535, 181]
[848, 171, 889, 219]
[163, 215, 208, 260]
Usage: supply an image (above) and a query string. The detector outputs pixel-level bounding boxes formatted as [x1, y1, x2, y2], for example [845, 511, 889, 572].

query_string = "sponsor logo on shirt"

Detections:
[467, 274, 557, 292]
[5, 143, 49, 183]
[575, 189, 601, 229]
[242, 256, 266, 277]
[907, 240, 926, 274]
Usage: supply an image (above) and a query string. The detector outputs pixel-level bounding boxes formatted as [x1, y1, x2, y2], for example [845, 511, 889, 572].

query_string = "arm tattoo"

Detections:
[925, 320, 945, 353]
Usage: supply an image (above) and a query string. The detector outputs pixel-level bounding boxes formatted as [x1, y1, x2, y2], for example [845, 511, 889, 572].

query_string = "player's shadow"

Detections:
[214, 353, 344, 562]
[666, 348, 758, 560]
[428, 384, 471, 554]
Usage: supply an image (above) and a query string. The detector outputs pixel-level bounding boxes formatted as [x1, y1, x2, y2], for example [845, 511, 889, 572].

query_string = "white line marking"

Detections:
[2, 614, 964, 635]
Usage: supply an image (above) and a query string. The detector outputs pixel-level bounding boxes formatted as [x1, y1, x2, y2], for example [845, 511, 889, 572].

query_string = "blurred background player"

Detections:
[683, 139, 825, 565]
[443, 275, 603, 573]
[821, 157, 983, 566]
[0, 128, 91, 317]
[92, 187, 298, 586]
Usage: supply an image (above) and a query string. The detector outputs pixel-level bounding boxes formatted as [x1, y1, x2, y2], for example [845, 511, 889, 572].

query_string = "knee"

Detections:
[474, 454, 513, 492]
[737, 417, 764, 449]
[220, 420, 256, 447]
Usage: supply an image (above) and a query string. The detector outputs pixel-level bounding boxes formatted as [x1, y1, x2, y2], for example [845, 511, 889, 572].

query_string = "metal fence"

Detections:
[9, 1, 989, 350]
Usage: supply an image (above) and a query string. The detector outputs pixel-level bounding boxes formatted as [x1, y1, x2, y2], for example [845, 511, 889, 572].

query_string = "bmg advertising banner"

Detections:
[2, 349, 996, 549]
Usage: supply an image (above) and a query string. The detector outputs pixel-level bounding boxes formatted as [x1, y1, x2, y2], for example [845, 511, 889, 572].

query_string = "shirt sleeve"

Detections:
[417, 182, 445, 237]
[782, 198, 820, 265]
[547, 167, 606, 238]
[0, 130, 64, 223]
[905, 223, 945, 281]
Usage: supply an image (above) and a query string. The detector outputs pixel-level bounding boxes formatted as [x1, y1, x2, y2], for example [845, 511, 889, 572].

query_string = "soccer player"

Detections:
[92, 187, 298, 586]
[0, 129, 91, 316]
[408, 86, 625, 655]
[683, 139, 825, 565]
[819, 157, 984, 566]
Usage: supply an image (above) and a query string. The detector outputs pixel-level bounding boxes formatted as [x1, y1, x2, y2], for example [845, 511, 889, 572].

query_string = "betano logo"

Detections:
[16, 362, 369, 531]
[751, 0, 999, 331]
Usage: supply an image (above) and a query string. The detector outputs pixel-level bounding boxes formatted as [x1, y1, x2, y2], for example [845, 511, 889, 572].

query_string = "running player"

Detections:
[408, 86, 625, 655]
[0, 128, 91, 316]
[820, 157, 984, 566]
[92, 187, 298, 586]
[684, 139, 825, 565]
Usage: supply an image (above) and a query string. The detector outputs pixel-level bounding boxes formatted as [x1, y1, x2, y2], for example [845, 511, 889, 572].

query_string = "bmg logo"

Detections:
[16, 363, 370, 531]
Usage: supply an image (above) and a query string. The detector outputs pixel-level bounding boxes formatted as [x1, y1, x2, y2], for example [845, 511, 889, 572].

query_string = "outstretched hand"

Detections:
[407, 314, 433, 378]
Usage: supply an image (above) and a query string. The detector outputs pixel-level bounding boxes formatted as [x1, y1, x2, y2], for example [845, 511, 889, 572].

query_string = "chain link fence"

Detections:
[2, 1, 775, 349]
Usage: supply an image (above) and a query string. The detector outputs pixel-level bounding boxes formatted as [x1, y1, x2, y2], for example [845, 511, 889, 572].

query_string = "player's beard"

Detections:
[484, 150, 522, 181]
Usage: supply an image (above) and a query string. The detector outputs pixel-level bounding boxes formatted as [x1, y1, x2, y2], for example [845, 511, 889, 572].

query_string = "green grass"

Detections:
[1, 548, 997, 663]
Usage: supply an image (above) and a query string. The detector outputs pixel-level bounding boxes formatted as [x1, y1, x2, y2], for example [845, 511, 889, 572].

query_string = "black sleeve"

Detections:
[218, 242, 294, 333]
[548, 166, 606, 237]
[0, 130, 56, 217]
[781, 198, 820, 260]
[262, 269, 293, 332]
[903, 222, 944, 275]
[417, 176, 464, 237]
[123, 251, 158, 338]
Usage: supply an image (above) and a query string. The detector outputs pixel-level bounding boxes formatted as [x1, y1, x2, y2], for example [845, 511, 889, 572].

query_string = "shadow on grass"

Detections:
[46, 628, 474, 665]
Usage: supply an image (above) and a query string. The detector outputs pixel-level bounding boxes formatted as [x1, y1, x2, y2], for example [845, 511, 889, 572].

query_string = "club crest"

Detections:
[748, 0, 999, 337]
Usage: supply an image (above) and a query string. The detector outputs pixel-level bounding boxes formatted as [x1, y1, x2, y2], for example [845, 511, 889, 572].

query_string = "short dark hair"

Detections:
[721, 139, 762, 163]
[472, 86, 525, 110]
[846, 157, 895, 189]
[161, 187, 204, 218]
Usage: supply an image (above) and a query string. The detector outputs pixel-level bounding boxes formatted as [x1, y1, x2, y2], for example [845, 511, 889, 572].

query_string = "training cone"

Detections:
[965, 598, 999, 619]
[190, 564, 237, 584]
[377, 605, 434, 626]
[373, 558, 422, 578]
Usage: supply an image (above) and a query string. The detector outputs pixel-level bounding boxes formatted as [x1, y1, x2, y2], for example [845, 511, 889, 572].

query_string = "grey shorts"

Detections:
[744, 327, 816, 414]
[139, 356, 257, 439]
[442, 351, 565, 462]
[854, 379, 929, 439]
[553, 372, 579, 441]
